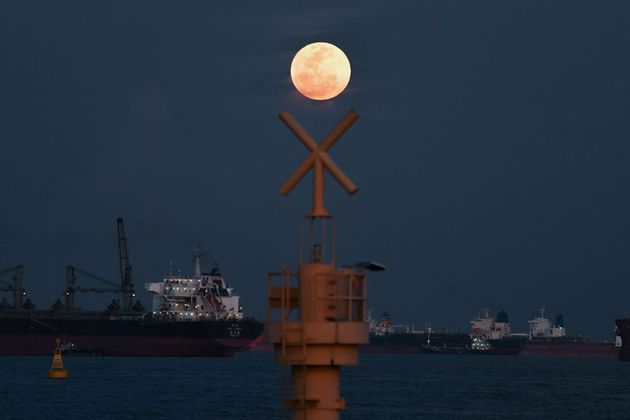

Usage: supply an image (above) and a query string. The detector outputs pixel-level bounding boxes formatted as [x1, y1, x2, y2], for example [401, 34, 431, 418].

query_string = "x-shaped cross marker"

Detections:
[279, 110, 359, 218]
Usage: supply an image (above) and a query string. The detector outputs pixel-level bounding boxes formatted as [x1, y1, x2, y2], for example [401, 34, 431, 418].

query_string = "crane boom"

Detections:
[0, 265, 21, 278]
[75, 287, 121, 293]
[68, 265, 118, 287]
[64, 265, 120, 311]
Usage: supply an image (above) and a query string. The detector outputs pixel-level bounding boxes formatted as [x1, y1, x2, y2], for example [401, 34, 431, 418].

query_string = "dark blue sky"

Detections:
[1, 1, 630, 338]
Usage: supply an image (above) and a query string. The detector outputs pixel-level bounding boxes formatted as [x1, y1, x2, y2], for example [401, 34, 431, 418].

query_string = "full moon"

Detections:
[290, 42, 351, 101]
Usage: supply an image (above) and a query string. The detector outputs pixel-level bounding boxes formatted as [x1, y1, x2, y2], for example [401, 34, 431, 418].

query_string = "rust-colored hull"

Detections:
[0, 334, 259, 357]
[521, 341, 617, 358]
[359, 344, 424, 354]
[0, 315, 264, 357]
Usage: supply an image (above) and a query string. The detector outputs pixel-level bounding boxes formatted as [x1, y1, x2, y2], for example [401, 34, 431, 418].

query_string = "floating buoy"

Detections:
[47, 337, 68, 379]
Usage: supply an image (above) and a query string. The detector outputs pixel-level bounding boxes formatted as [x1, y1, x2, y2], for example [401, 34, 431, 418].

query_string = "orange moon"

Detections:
[290, 42, 351, 101]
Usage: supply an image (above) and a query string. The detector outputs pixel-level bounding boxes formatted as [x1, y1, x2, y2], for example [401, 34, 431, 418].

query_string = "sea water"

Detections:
[0, 353, 628, 419]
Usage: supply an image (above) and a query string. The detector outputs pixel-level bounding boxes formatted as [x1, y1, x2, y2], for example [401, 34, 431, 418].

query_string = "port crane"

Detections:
[0, 265, 25, 308]
[64, 217, 136, 312]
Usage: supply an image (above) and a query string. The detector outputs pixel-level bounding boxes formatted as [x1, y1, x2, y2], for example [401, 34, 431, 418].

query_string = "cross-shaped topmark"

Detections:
[279, 110, 359, 218]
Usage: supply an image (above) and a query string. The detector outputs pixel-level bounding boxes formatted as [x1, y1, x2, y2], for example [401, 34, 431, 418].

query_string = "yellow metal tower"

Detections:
[267, 110, 368, 419]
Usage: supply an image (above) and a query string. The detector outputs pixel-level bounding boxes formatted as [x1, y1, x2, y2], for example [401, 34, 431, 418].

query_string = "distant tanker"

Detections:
[362, 307, 617, 358]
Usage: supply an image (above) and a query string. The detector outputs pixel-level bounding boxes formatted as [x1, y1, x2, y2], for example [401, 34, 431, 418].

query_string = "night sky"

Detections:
[1, 1, 630, 339]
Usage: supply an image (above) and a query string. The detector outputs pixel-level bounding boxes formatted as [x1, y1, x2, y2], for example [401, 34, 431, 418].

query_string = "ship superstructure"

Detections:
[471, 308, 511, 340]
[469, 309, 517, 351]
[368, 312, 417, 336]
[528, 306, 566, 339]
[145, 246, 243, 321]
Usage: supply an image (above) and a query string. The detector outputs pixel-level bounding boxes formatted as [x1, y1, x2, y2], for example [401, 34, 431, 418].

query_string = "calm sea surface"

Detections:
[0, 353, 628, 419]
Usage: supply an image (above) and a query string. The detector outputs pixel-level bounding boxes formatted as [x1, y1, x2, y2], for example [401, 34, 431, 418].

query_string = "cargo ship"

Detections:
[521, 307, 616, 358]
[615, 317, 630, 361]
[362, 309, 525, 355]
[0, 218, 263, 357]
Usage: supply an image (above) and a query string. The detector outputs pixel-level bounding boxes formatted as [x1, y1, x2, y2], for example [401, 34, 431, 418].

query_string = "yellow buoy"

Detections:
[47, 337, 68, 379]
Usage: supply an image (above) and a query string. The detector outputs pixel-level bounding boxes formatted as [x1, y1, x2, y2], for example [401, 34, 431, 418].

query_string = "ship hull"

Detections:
[522, 339, 617, 359]
[363, 333, 524, 355]
[0, 314, 264, 357]
[615, 318, 630, 361]
[0, 334, 251, 357]
[361, 337, 616, 357]
[360, 344, 429, 354]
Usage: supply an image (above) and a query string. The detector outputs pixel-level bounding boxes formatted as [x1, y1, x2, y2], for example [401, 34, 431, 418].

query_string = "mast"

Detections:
[0, 265, 25, 308]
[192, 244, 203, 279]
[12, 265, 24, 308]
[117, 217, 134, 311]
[64, 265, 76, 311]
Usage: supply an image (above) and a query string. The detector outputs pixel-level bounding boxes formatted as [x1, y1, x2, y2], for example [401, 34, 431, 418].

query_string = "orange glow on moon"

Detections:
[290, 42, 351, 101]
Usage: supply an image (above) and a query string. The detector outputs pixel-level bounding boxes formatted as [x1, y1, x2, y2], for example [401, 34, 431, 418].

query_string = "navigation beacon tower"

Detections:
[267, 109, 371, 419]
